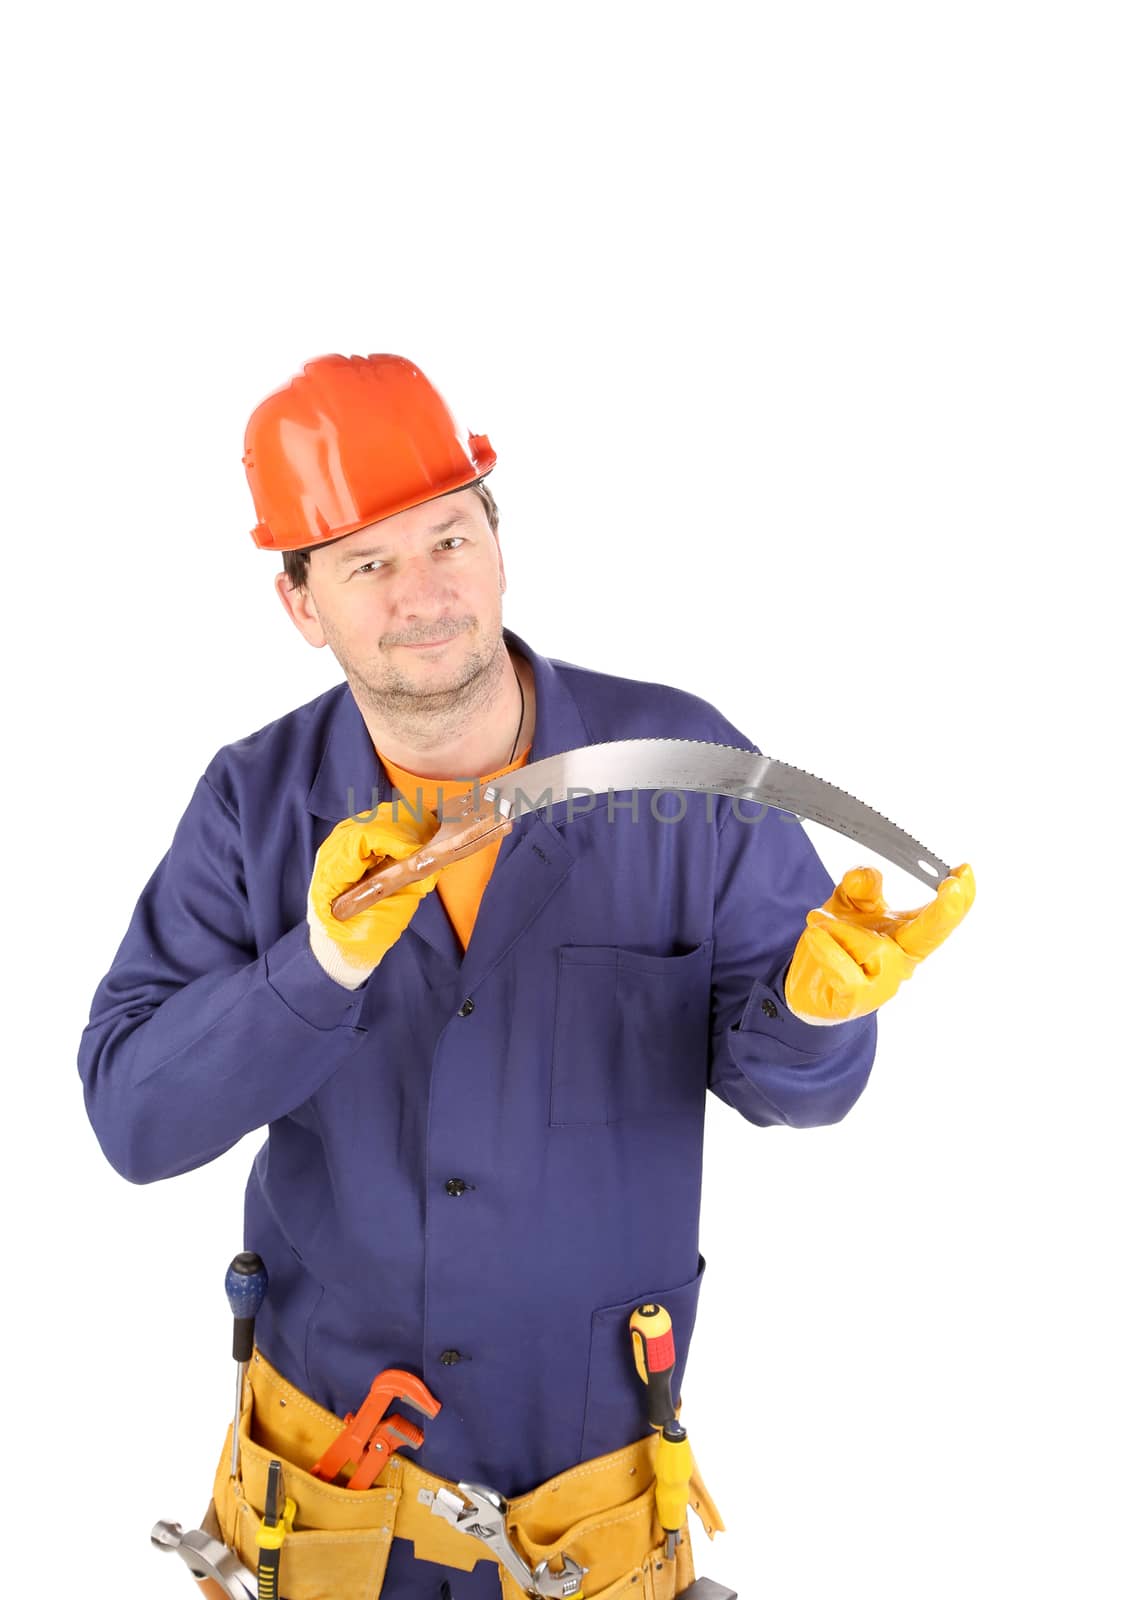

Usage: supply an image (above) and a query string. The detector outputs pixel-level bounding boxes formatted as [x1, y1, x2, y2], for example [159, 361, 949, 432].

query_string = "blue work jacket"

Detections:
[80, 628, 877, 1498]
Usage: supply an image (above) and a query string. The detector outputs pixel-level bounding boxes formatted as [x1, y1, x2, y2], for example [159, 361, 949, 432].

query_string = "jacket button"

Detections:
[458, 997, 475, 1016]
[438, 1349, 463, 1366]
[444, 1178, 468, 1197]
[760, 998, 778, 1018]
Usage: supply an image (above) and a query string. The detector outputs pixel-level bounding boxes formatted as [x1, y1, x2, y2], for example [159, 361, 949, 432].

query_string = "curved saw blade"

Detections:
[484, 738, 951, 890]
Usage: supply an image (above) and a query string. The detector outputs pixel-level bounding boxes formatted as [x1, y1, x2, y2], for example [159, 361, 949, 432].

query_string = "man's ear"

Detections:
[274, 571, 328, 648]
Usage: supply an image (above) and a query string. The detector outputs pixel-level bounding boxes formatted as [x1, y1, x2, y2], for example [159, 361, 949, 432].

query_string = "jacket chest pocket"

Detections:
[549, 940, 713, 1127]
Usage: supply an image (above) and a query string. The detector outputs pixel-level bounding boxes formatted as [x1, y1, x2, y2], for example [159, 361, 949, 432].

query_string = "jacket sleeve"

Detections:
[78, 774, 369, 1184]
[707, 795, 877, 1127]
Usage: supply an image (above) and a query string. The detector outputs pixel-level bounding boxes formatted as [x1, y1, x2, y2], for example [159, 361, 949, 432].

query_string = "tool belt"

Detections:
[212, 1348, 725, 1600]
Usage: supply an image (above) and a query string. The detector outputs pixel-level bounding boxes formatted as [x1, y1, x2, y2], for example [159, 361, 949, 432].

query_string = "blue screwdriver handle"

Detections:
[225, 1251, 268, 1363]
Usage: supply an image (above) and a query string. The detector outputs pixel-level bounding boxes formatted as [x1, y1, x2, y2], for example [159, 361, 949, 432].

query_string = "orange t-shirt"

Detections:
[379, 745, 534, 952]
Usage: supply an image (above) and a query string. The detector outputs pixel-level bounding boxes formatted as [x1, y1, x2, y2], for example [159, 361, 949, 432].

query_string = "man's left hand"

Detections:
[784, 863, 976, 1024]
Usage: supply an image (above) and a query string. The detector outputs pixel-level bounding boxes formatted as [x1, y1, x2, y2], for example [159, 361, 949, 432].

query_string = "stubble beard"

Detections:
[327, 610, 507, 746]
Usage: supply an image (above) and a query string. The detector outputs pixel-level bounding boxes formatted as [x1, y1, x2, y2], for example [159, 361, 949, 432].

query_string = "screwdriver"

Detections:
[256, 1458, 296, 1600]
[629, 1303, 693, 1559]
[226, 1250, 268, 1479]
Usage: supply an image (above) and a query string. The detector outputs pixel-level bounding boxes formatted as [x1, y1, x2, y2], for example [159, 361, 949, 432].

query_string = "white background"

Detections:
[3, 3, 1144, 1597]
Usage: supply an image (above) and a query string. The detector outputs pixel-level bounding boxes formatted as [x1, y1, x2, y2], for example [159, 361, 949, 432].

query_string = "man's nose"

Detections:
[389, 556, 453, 618]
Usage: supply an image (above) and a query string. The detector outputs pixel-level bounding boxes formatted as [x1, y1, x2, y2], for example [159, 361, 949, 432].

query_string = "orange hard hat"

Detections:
[243, 353, 496, 552]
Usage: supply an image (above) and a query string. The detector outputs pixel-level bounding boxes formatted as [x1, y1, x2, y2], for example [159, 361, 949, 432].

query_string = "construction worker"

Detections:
[79, 353, 974, 1600]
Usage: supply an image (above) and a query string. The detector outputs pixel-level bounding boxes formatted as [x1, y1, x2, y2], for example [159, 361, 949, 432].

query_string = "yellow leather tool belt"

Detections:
[211, 1349, 725, 1600]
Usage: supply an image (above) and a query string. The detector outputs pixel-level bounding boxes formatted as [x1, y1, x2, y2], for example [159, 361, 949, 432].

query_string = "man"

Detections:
[79, 353, 973, 1599]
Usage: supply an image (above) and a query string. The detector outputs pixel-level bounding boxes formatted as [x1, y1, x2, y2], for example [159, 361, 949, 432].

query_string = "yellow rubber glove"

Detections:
[307, 808, 443, 990]
[784, 862, 976, 1024]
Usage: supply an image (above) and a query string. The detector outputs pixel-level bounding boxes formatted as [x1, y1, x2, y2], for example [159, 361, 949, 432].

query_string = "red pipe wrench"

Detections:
[311, 1368, 441, 1490]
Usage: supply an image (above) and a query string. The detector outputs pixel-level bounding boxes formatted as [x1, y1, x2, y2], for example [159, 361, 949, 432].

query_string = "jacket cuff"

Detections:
[737, 967, 855, 1055]
[265, 921, 369, 1028]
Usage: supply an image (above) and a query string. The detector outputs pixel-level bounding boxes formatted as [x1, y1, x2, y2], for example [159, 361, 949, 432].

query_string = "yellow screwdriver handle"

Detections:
[630, 1303, 692, 1548]
[629, 1303, 677, 1428]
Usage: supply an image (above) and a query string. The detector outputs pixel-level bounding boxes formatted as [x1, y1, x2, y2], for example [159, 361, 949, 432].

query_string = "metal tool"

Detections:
[422, 1481, 587, 1598]
[331, 737, 953, 920]
[311, 1367, 441, 1488]
[630, 1302, 691, 1558]
[151, 1519, 257, 1600]
[225, 1251, 268, 1478]
[676, 1582, 738, 1598]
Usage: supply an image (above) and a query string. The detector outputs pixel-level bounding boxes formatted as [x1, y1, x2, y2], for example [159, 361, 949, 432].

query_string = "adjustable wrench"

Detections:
[422, 1482, 586, 1598]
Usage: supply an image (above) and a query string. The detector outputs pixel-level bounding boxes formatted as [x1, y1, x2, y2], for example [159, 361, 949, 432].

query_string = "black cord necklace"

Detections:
[505, 663, 526, 767]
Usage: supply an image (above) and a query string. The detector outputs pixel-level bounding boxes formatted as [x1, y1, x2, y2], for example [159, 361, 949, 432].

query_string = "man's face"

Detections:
[275, 487, 507, 714]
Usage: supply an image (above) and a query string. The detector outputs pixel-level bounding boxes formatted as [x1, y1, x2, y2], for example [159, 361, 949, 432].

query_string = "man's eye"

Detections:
[354, 538, 462, 575]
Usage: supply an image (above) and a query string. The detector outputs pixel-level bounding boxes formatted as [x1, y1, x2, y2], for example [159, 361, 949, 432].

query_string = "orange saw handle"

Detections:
[330, 789, 513, 922]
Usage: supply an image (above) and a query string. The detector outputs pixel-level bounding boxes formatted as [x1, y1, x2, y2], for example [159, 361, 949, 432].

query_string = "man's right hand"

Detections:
[308, 808, 443, 989]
